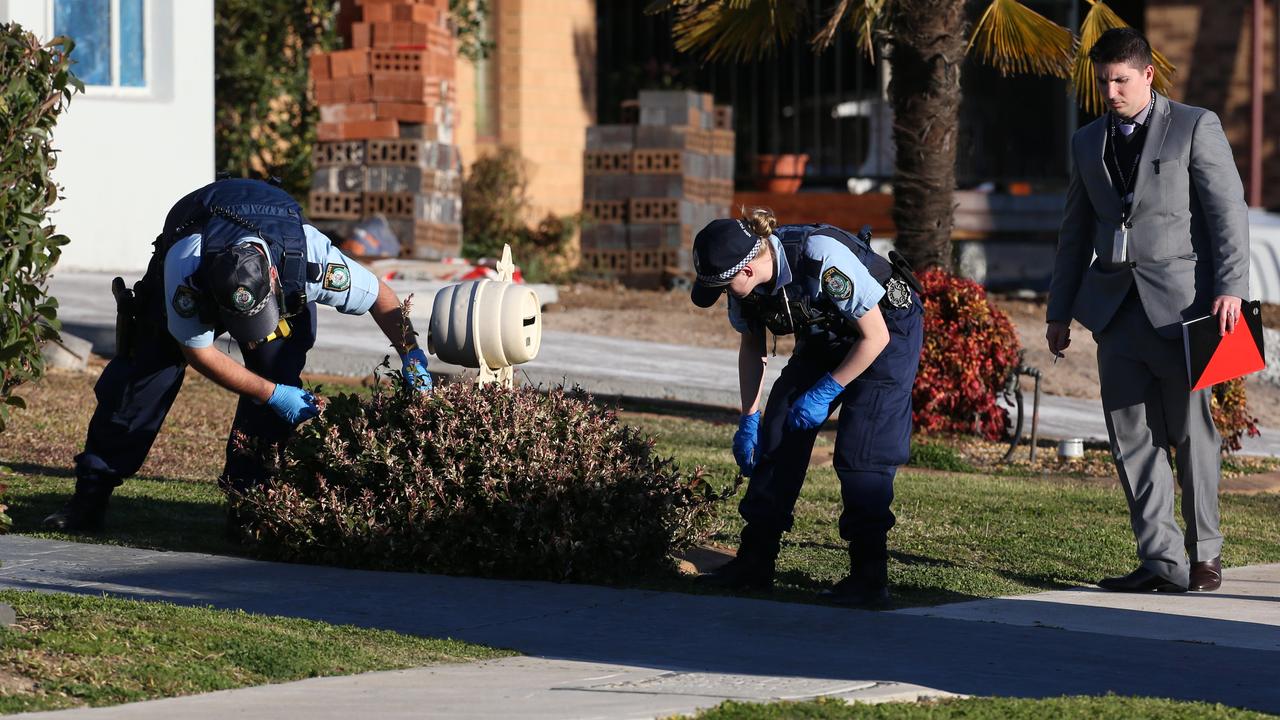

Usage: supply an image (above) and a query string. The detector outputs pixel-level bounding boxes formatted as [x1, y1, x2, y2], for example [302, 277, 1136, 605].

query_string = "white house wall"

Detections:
[1, 0, 214, 273]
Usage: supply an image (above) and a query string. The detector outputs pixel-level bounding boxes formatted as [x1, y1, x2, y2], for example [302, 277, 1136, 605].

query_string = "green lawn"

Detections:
[4, 375, 1280, 608]
[687, 696, 1277, 719]
[629, 408, 1280, 606]
[0, 590, 511, 715]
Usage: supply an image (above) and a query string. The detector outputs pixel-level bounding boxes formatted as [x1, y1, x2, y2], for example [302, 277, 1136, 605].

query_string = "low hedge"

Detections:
[234, 374, 730, 582]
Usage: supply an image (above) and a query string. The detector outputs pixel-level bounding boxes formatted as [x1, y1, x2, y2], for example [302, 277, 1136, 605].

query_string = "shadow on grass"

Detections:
[7, 490, 241, 558]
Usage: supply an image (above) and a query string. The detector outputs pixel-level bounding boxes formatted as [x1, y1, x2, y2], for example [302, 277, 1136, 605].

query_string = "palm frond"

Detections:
[1071, 0, 1177, 115]
[967, 0, 1073, 78]
[652, 0, 809, 62]
[811, 0, 886, 57]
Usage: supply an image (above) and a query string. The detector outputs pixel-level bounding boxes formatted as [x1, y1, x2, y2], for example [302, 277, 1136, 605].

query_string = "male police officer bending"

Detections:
[44, 178, 432, 533]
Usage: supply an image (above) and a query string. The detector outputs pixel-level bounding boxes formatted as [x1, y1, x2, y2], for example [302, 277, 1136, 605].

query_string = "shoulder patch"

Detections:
[323, 262, 351, 292]
[172, 285, 200, 319]
[821, 266, 854, 301]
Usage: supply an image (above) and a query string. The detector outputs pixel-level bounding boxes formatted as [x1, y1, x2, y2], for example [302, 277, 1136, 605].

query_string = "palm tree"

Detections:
[648, 0, 1174, 271]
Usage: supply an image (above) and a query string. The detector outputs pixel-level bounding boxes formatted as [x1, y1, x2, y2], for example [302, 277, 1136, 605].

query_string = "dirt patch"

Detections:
[0, 668, 37, 694]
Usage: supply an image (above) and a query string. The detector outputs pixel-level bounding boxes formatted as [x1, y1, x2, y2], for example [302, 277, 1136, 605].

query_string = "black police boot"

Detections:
[698, 525, 781, 591]
[822, 540, 890, 608]
[43, 482, 113, 532]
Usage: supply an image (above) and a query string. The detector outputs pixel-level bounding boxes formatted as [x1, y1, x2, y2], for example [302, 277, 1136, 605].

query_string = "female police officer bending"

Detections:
[691, 208, 923, 607]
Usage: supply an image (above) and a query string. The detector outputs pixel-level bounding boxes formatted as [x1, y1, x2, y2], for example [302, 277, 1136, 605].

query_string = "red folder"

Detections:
[1182, 301, 1267, 392]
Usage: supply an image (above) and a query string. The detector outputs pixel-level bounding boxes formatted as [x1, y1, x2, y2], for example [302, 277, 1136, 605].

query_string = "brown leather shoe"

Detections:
[1190, 556, 1222, 592]
[1097, 567, 1186, 593]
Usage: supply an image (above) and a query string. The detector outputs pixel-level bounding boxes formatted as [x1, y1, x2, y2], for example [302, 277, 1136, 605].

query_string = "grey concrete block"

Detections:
[585, 125, 635, 151]
[41, 330, 93, 371]
[638, 89, 704, 110]
[312, 165, 366, 193]
[581, 224, 628, 251]
[583, 174, 633, 201]
[0, 602, 14, 628]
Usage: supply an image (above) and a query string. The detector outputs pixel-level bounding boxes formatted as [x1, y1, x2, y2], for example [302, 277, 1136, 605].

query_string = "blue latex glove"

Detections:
[786, 373, 845, 431]
[400, 347, 433, 392]
[266, 384, 320, 424]
[732, 411, 761, 477]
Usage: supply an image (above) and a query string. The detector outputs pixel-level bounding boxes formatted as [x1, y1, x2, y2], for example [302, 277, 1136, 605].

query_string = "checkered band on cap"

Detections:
[696, 222, 763, 286]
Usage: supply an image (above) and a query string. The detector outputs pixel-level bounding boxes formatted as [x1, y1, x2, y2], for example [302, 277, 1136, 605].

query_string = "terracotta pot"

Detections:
[755, 153, 809, 193]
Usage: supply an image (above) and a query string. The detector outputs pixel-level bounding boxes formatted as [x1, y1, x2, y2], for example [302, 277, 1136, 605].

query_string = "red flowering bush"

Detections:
[1212, 378, 1260, 453]
[233, 374, 729, 582]
[912, 269, 1022, 440]
[0, 482, 10, 535]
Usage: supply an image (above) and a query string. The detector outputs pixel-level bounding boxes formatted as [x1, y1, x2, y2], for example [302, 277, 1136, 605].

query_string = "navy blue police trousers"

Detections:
[73, 263, 317, 496]
[739, 296, 923, 549]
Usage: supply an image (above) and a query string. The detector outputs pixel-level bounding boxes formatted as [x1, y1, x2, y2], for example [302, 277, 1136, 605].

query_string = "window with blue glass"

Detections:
[54, 0, 146, 88]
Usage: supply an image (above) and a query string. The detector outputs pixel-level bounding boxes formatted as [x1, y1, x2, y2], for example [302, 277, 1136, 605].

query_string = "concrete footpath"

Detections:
[2, 535, 1279, 718]
[44, 271, 1280, 456]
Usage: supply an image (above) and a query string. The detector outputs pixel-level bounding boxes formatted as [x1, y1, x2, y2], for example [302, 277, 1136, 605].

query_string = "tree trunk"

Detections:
[885, 0, 968, 272]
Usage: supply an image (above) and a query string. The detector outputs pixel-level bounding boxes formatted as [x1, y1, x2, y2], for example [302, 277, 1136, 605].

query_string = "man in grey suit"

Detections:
[1046, 28, 1249, 593]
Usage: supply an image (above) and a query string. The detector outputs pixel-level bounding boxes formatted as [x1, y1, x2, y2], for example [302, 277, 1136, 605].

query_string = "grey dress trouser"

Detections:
[1095, 294, 1223, 586]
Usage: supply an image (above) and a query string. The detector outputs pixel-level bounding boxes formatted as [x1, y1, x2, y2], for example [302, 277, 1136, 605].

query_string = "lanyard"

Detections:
[1107, 121, 1143, 224]
[1107, 91, 1154, 224]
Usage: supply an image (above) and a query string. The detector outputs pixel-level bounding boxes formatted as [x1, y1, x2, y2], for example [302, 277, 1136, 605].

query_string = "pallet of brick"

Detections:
[309, 0, 462, 259]
[580, 90, 736, 284]
[637, 90, 713, 130]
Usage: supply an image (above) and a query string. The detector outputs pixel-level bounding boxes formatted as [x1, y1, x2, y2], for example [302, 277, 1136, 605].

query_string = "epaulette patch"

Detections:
[821, 266, 853, 301]
[323, 262, 351, 292]
[172, 285, 200, 318]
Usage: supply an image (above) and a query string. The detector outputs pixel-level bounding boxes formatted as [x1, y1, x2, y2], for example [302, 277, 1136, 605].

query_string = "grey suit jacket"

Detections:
[1047, 93, 1250, 339]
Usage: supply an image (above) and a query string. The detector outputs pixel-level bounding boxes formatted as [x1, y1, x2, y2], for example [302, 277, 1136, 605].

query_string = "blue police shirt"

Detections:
[727, 233, 885, 335]
[164, 224, 380, 348]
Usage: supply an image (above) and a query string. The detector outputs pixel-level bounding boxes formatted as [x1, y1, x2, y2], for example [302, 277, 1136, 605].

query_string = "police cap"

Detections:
[205, 240, 281, 343]
[690, 218, 765, 308]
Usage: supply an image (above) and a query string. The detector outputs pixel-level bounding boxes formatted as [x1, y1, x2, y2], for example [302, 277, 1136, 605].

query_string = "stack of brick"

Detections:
[581, 91, 734, 287]
[307, 0, 462, 260]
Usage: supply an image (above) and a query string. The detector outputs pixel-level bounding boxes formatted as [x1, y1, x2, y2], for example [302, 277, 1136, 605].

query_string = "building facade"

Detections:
[1, 0, 215, 272]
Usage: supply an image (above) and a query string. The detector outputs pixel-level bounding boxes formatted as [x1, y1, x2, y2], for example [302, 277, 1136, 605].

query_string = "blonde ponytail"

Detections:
[740, 206, 778, 239]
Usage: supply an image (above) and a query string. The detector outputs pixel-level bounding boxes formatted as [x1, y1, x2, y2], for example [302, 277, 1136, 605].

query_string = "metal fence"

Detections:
[597, 0, 1082, 192]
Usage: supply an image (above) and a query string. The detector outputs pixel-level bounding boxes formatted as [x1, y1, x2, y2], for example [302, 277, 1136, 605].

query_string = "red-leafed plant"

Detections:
[1212, 378, 1260, 454]
[912, 269, 1022, 440]
[232, 371, 731, 582]
[0, 483, 10, 535]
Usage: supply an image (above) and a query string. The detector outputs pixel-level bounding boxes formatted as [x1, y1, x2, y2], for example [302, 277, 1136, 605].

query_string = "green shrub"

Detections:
[214, 0, 340, 201]
[913, 269, 1023, 440]
[234, 373, 729, 582]
[460, 147, 578, 281]
[0, 24, 81, 432]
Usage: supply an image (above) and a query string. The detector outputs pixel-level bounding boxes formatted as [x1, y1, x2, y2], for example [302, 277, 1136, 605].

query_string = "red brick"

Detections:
[308, 51, 330, 82]
[351, 22, 371, 48]
[372, 75, 451, 103]
[361, 3, 392, 22]
[392, 4, 442, 25]
[372, 20, 439, 49]
[313, 78, 337, 105]
[328, 49, 370, 79]
[375, 101, 445, 124]
[315, 120, 399, 142]
[346, 76, 372, 103]
[319, 103, 376, 123]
